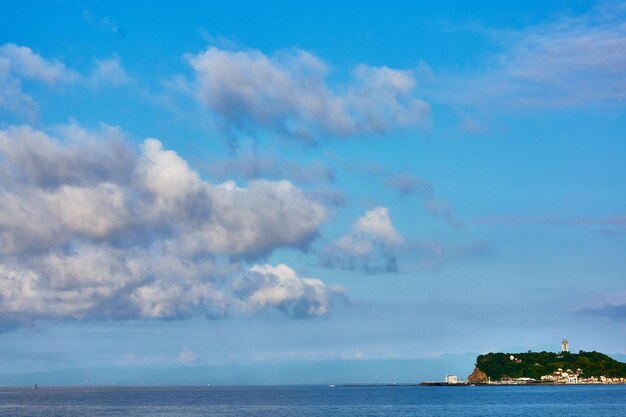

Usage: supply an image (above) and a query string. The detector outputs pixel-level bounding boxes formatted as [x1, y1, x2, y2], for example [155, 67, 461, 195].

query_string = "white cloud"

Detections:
[0, 248, 341, 322]
[0, 125, 327, 257]
[134, 138, 203, 215]
[184, 46, 429, 139]
[352, 207, 403, 247]
[0, 123, 340, 326]
[320, 207, 403, 274]
[0, 177, 134, 255]
[0, 246, 145, 319]
[345, 65, 427, 133]
[171, 180, 327, 257]
[0, 43, 77, 84]
[0, 126, 137, 254]
[232, 264, 344, 318]
[136, 139, 328, 257]
[131, 277, 228, 319]
[0, 123, 134, 188]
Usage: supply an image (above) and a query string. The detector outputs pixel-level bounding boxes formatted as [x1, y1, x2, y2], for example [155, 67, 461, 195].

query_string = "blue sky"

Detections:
[0, 0, 625, 384]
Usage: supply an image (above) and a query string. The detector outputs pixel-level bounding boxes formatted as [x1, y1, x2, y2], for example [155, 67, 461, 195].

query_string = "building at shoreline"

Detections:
[446, 375, 460, 384]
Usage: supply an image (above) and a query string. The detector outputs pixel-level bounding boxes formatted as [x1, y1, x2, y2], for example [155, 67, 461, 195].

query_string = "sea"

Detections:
[1, 384, 625, 416]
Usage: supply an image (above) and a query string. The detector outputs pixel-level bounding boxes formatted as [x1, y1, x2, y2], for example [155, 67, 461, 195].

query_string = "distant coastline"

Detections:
[418, 381, 625, 386]
[430, 343, 626, 386]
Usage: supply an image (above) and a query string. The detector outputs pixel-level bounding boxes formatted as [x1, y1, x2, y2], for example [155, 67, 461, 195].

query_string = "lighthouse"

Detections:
[561, 338, 569, 353]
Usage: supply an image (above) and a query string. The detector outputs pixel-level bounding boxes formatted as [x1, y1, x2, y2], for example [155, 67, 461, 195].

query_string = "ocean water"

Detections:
[0, 384, 625, 416]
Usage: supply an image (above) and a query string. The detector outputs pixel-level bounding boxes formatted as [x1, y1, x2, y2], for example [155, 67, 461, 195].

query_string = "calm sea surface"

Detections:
[1, 384, 625, 416]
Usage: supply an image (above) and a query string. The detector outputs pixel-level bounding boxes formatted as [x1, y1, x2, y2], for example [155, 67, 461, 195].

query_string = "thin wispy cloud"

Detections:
[178, 347, 197, 364]
[205, 145, 334, 184]
[473, 215, 626, 226]
[90, 55, 133, 87]
[410, 241, 489, 272]
[574, 291, 626, 320]
[385, 173, 460, 227]
[82, 8, 127, 39]
[0, 43, 133, 119]
[430, 4, 626, 108]
[342, 161, 461, 227]
[0, 43, 78, 84]
[0, 43, 77, 118]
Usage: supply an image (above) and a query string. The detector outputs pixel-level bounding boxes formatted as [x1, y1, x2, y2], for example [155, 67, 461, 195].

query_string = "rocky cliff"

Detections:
[467, 367, 489, 383]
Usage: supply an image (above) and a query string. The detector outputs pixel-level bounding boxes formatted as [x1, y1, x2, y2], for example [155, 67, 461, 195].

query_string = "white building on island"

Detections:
[561, 337, 569, 353]
[446, 374, 459, 384]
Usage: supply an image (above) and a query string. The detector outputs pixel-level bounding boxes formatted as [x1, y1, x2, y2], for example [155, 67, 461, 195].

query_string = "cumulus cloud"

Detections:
[0, 126, 326, 257]
[183, 46, 429, 140]
[0, 123, 134, 189]
[0, 250, 340, 323]
[232, 264, 345, 318]
[320, 207, 403, 274]
[134, 140, 327, 257]
[0, 124, 340, 327]
[0, 246, 145, 320]
[169, 179, 327, 258]
[352, 206, 403, 246]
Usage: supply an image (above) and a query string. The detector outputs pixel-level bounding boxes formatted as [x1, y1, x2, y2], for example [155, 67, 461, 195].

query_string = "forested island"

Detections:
[467, 350, 626, 384]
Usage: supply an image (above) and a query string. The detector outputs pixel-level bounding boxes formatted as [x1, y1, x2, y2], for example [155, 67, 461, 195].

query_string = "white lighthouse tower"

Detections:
[561, 338, 569, 353]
